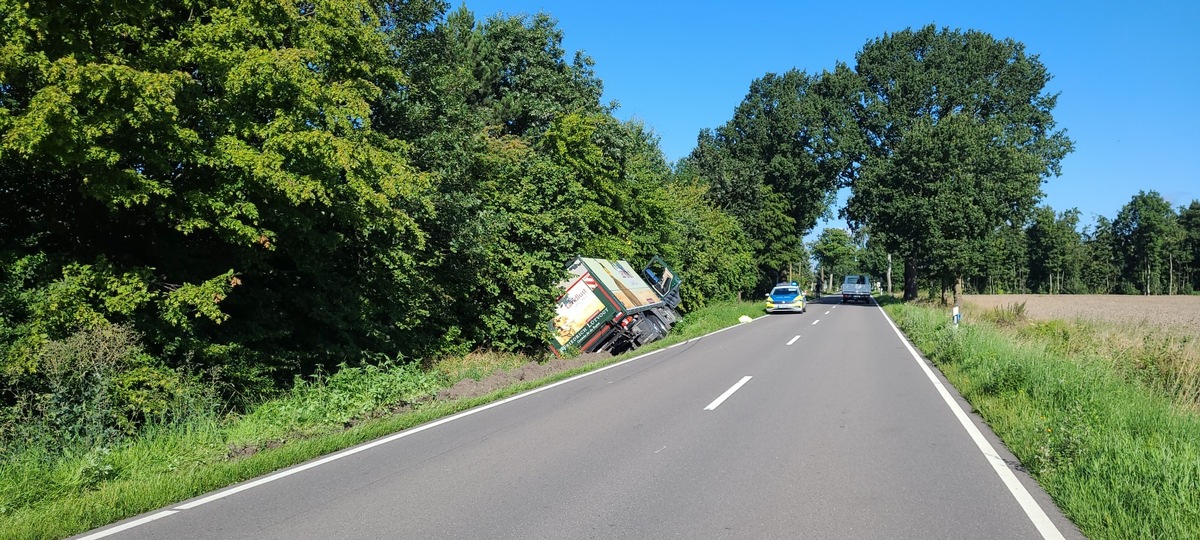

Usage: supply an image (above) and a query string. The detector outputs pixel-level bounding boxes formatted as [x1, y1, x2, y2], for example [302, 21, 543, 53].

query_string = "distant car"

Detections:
[765, 282, 806, 313]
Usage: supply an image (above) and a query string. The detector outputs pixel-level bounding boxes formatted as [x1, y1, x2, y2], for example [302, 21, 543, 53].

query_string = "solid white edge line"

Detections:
[704, 376, 753, 410]
[875, 303, 1065, 540]
[786, 335, 800, 346]
[88, 314, 770, 535]
[75, 511, 178, 540]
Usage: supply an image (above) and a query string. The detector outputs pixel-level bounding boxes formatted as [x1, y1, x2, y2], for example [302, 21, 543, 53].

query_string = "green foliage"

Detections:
[227, 361, 440, 444]
[0, 323, 211, 454]
[653, 178, 756, 309]
[1113, 191, 1185, 295]
[845, 25, 1073, 299]
[810, 228, 859, 285]
[1177, 201, 1200, 292]
[2, 0, 442, 381]
[683, 68, 851, 291]
[1026, 206, 1084, 293]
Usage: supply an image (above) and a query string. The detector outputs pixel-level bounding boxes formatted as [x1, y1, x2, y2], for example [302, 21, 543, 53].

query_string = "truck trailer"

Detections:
[549, 256, 682, 356]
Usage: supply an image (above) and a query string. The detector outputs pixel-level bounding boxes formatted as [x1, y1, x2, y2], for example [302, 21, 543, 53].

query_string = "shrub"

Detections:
[1, 323, 208, 452]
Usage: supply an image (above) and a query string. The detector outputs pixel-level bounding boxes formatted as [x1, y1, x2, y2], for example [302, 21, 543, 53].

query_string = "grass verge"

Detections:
[0, 301, 764, 540]
[884, 302, 1200, 540]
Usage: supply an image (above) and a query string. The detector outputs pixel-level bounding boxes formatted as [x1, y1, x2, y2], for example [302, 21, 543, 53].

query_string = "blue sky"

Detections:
[461, 1, 1199, 236]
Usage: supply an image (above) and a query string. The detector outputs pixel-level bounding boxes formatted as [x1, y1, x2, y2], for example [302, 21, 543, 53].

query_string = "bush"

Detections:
[1, 323, 213, 453]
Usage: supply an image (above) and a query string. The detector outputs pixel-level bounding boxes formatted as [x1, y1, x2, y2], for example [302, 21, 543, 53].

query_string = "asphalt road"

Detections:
[79, 297, 1085, 539]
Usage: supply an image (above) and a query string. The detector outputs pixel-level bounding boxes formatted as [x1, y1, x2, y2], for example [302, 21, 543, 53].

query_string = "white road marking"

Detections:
[811, 319, 820, 325]
[786, 335, 801, 346]
[824, 310, 831, 315]
[80, 315, 769, 537]
[875, 305, 1066, 540]
[704, 376, 753, 411]
[655, 446, 667, 454]
[77, 511, 178, 540]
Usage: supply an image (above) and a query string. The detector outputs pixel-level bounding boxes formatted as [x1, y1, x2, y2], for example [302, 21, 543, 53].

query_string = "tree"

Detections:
[978, 221, 1028, 294]
[0, 0, 444, 388]
[810, 228, 858, 294]
[1081, 216, 1119, 294]
[685, 69, 854, 291]
[1179, 201, 1200, 293]
[1026, 206, 1083, 293]
[854, 230, 893, 292]
[843, 25, 1073, 303]
[1113, 191, 1179, 295]
[653, 174, 757, 308]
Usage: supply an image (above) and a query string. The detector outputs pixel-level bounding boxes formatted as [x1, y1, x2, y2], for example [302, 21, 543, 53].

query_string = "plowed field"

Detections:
[961, 294, 1200, 334]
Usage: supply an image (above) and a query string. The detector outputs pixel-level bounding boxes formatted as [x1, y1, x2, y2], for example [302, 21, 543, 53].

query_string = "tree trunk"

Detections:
[954, 275, 963, 310]
[887, 253, 893, 295]
[903, 259, 918, 301]
[940, 279, 948, 306]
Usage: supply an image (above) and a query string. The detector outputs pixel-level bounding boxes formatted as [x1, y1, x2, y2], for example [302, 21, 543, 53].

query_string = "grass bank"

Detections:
[884, 301, 1200, 540]
[0, 301, 765, 540]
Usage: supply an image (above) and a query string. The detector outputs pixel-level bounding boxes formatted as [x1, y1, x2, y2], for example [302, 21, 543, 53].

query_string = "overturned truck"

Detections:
[549, 256, 682, 356]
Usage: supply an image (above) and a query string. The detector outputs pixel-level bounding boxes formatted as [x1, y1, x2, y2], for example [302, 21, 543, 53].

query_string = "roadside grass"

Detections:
[885, 302, 1200, 540]
[0, 301, 764, 540]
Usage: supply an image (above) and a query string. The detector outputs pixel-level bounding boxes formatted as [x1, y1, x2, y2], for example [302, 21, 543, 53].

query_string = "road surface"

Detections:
[79, 297, 1083, 539]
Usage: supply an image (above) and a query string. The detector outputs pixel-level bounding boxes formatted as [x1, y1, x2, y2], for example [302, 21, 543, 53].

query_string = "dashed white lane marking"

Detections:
[704, 376, 753, 411]
[811, 319, 820, 326]
[875, 305, 1065, 540]
[786, 335, 801, 346]
[824, 310, 831, 315]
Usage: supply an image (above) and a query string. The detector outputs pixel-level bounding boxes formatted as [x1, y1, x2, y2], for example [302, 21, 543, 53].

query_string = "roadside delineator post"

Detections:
[952, 306, 961, 328]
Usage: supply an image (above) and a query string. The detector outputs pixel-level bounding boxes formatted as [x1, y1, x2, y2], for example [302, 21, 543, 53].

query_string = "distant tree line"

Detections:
[807, 190, 1200, 300]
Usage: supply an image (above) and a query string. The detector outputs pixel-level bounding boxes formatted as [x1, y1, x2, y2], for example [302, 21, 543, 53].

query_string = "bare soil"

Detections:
[961, 294, 1200, 335]
[435, 351, 611, 401]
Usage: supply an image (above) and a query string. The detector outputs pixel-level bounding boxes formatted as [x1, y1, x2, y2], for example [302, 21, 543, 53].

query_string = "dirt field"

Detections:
[961, 294, 1200, 334]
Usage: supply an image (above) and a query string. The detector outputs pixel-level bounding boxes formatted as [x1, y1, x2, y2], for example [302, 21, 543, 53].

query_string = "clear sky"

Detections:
[461, 0, 1199, 235]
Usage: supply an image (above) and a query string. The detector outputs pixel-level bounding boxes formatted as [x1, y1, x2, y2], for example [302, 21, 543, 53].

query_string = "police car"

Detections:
[764, 282, 806, 313]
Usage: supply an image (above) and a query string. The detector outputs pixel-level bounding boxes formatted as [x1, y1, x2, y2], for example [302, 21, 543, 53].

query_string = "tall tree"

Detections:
[1113, 191, 1179, 295]
[1179, 201, 1200, 293]
[1, 0, 440, 385]
[686, 69, 855, 291]
[810, 228, 859, 293]
[1080, 216, 1120, 294]
[843, 25, 1073, 303]
[978, 221, 1028, 294]
[1026, 206, 1083, 293]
